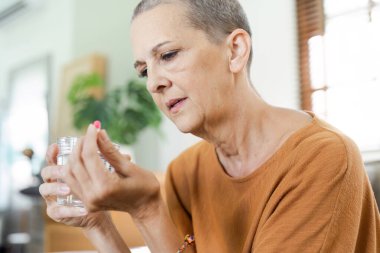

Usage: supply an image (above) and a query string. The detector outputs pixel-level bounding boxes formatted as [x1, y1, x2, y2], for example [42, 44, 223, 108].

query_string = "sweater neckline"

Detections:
[210, 111, 318, 183]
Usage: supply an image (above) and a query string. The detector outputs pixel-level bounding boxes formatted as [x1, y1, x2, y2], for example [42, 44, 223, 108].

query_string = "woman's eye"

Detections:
[139, 68, 148, 78]
[161, 51, 178, 61]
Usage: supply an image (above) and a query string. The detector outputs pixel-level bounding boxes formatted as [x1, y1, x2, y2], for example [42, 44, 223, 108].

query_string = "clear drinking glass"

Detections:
[56, 136, 81, 206]
[56, 136, 119, 207]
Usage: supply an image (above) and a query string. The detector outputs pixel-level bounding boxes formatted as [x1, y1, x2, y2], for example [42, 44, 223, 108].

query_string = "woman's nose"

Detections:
[146, 67, 171, 94]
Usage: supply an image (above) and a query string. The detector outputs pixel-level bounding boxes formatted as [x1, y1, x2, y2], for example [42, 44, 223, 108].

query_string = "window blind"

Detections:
[296, 0, 325, 110]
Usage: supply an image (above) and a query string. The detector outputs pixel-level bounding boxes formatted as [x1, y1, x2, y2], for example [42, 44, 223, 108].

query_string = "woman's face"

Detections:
[131, 3, 233, 134]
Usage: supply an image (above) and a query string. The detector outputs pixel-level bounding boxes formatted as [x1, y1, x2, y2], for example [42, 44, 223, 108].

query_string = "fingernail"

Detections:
[79, 208, 87, 214]
[59, 185, 70, 194]
[93, 120, 101, 129]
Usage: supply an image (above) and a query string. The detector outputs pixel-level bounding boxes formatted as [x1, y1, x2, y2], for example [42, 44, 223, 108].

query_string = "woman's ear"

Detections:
[226, 29, 251, 73]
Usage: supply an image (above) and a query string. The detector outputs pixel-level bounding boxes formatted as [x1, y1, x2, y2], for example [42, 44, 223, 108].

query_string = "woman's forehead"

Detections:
[130, 4, 201, 55]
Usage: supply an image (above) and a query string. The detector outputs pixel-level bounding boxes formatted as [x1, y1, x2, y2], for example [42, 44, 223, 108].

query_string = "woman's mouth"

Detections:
[166, 97, 187, 113]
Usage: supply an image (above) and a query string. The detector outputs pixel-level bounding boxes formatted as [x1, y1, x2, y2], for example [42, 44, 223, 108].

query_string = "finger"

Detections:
[47, 204, 88, 221]
[39, 182, 70, 199]
[41, 165, 63, 183]
[70, 138, 92, 185]
[81, 124, 107, 180]
[97, 129, 131, 176]
[61, 163, 85, 201]
[46, 143, 58, 165]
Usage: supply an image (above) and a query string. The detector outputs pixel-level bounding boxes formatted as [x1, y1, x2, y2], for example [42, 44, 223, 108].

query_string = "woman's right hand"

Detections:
[39, 143, 107, 229]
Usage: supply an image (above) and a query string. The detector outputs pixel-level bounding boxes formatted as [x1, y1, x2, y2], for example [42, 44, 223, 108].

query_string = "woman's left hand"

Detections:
[62, 124, 161, 220]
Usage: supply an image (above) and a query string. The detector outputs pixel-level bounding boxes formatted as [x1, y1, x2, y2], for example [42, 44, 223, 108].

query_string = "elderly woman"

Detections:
[40, 0, 380, 252]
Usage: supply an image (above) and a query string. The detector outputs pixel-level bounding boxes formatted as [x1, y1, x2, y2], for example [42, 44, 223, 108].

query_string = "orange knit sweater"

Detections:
[165, 115, 380, 252]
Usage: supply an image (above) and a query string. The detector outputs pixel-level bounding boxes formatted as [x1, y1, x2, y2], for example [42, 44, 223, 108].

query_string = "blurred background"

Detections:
[0, 0, 379, 252]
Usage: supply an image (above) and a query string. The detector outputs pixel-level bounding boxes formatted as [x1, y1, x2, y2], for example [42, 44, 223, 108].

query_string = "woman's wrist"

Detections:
[83, 212, 130, 253]
[82, 211, 112, 233]
[132, 197, 184, 253]
[130, 193, 164, 224]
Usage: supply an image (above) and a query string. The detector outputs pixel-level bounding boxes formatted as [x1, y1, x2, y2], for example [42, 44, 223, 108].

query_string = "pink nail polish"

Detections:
[93, 120, 101, 129]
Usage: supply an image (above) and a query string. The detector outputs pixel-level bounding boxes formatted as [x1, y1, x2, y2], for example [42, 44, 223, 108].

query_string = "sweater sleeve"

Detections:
[165, 161, 194, 238]
[253, 137, 379, 253]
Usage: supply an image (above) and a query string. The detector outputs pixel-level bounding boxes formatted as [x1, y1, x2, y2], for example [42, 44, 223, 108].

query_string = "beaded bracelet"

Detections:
[177, 234, 195, 253]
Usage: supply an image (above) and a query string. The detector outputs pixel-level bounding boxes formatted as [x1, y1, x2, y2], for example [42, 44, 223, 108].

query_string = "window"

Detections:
[297, 0, 380, 152]
[0, 57, 50, 210]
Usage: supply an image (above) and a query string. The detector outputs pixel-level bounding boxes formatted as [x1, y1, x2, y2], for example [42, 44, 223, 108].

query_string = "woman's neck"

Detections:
[193, 85, 273, 177]
[194, 84, 311, 178]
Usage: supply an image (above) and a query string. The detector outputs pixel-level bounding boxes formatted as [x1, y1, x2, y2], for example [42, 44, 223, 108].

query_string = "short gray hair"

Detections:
[132, 0, 253, 69]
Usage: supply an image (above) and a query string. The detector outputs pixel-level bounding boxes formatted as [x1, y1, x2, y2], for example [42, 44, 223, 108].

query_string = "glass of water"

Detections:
[56, 136, 119, 207]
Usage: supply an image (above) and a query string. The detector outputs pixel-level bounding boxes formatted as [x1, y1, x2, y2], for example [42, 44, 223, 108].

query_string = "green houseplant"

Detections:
[67, 73, 162, 145]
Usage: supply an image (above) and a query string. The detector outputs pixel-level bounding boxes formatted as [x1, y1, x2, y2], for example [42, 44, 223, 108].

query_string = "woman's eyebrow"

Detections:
[134, 60, 145, 70]
[151, 41, 172, 54]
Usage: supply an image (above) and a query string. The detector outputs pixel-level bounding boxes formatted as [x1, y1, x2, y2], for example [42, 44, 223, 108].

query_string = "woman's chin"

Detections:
[176, 124, 195, 134]
[173, 119, 200, 134]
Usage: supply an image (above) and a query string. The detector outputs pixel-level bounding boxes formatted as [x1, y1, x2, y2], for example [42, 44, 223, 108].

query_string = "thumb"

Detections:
[97, 130, 131, 176]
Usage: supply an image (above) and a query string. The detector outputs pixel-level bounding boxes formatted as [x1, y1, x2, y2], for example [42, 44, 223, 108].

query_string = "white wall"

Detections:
[73, 0, 140, 88]
[0, 0, 75, 140]
[241, 0, 300, 109]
